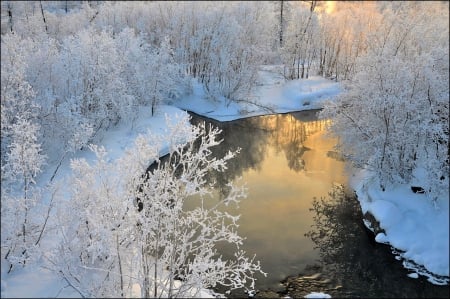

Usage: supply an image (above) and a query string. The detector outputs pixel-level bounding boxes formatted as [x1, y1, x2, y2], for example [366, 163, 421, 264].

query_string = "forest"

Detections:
[1, 1, 449, 297]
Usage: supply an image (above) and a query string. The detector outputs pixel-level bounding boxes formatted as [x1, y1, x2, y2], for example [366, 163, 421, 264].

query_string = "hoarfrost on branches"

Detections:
[46, 115, 265, 298]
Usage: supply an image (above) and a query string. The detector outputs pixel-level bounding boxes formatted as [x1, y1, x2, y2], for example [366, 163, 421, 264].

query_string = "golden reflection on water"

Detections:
[186, 111, 349, 289]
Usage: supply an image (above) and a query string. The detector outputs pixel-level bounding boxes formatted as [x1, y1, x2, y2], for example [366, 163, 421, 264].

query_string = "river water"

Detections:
[186, 110, 449, 298]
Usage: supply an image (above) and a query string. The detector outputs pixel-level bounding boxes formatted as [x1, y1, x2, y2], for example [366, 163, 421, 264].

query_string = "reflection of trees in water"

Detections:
[188, 110, 331, 197]
[189, 113, 269, 198]
[258, 111, 328, 173]
[273, 114, 309, 172]
[305, 184, 367, 288]
[302, 184, 449, 298]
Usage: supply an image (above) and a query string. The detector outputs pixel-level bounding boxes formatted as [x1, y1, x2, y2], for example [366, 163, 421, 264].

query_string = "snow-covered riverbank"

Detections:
[350, 169, 449, 285]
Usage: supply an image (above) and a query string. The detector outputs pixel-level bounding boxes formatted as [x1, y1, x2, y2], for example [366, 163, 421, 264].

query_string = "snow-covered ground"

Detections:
[350, 169, 449, 285]
[1, 65, 448, 297]
[303, 292, 332, 298]
[175, 65, 341, 121]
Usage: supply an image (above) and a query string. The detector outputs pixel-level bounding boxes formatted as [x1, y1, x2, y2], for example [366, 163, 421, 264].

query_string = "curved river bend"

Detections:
[184, 110, 448, 298]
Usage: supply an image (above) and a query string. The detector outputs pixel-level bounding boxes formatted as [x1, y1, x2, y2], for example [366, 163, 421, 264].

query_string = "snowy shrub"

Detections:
[1, 117, 46, 272]
[46, 115, 265, 297]
[320, 1, 449, 201]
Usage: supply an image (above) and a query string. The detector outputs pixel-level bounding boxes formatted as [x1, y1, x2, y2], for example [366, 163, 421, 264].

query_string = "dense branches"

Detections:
[47, 115, 264, 297]
[320, 1, 449, 201]
[1, 1, 274, 169]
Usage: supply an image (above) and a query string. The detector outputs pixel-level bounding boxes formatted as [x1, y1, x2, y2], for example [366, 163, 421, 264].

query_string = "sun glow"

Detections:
[324, 1, 336, 14]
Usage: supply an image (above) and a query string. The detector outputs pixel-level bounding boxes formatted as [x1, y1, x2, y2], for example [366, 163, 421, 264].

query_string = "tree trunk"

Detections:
[39, 1, 48, 33]
[22, 176, 29, 266]
[279, 1, 284, 47]
[7, 2, 13, 33]
[380, 105, 390, 190]
[154, 228, 160, 298]
[116, 234, 124, 297]
[142, 243, 151, 298]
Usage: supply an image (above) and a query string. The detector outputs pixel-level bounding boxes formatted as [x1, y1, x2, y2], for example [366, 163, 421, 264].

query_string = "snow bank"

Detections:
[350, 169, 450, 285]
[174, 66, 341, 121]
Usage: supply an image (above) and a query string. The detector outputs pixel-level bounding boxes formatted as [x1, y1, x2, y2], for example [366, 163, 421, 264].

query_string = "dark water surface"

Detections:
[186, 110, 449, 298]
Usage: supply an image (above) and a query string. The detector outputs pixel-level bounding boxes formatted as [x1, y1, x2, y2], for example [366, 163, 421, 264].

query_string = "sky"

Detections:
[1, 65, 448, 298]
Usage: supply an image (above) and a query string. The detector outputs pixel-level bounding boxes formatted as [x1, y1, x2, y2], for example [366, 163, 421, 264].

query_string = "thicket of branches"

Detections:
[44, 116, 265, 297]
[320, 1, 449, 201]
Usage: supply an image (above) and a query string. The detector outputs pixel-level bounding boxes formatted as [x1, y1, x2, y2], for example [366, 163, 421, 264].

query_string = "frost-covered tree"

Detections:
[204, 2, 268, 104]
[1, 117, 46, 271]
[158, 1, 266, 104]
[130, 119, 264, 297]
[116, 29, 189, 116]
[320, 1, 449, 201]
[46, 115, 264, 297]
[315, 2, 377, 81]
[0, 33, 38, 165]
[56, 27, 134, 129]
[3, 117, 46, 199]
[46, 144, 129, 297]
[281, 1, 319, 80]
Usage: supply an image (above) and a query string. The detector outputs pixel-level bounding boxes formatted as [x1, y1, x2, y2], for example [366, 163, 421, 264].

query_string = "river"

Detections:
[185, 110, 449, 298]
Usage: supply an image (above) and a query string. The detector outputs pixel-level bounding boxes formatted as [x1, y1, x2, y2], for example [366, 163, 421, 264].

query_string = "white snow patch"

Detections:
[304, 292, 332, 298]
[174, 66, 341, 121]
[363, 219, 374, 232]
[375, 232, 389, 244]
[351, 169, 449, 285]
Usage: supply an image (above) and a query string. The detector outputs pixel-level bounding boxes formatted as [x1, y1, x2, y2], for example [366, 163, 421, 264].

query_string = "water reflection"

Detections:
[188, 113, 269, 198]
[187, 110, 348, 294]
[255, 112, 328, 174]
[188, 111, 331, 194]
[295, 184, 450, 298]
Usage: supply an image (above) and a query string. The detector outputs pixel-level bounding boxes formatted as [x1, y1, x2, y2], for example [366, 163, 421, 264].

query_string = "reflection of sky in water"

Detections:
[235, 129, 348, 288]
[186, 111, 349, 290]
